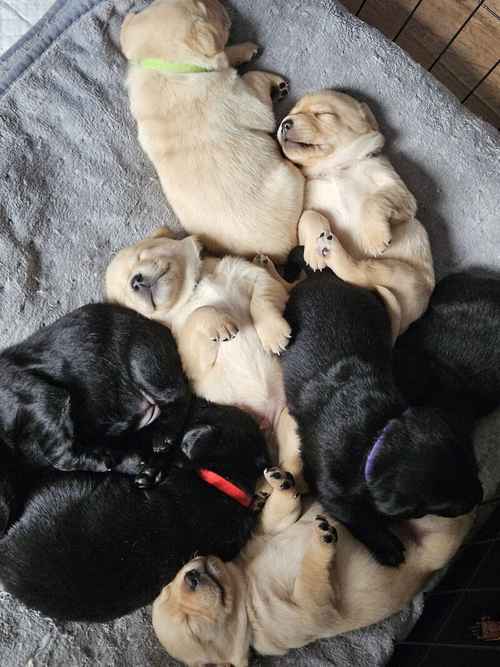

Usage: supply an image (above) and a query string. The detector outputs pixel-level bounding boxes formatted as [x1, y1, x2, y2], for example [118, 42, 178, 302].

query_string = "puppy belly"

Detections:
[193, 337, 286, 430]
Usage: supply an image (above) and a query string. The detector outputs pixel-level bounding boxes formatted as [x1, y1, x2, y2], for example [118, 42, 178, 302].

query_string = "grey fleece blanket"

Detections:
[0, 0, 500, 665]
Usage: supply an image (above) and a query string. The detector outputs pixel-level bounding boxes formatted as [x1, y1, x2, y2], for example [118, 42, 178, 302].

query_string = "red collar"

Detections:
[197, 468, 253, 508]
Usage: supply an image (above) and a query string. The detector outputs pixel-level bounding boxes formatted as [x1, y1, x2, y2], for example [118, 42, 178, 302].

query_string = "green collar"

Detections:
[131, 58, 213, 74]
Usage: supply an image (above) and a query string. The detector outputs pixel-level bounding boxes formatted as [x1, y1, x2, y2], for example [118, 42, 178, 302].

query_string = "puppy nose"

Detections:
[131, 273, 146, 291]
[185, 569, 201, 590]
[281, 118, 293, 135]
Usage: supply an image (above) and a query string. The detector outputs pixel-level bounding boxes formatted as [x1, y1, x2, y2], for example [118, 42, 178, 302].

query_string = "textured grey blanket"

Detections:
[0, 0, 499, 665]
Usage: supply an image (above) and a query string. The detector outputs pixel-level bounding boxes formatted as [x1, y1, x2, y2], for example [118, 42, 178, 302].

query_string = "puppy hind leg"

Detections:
[253, 254, 298, 292]
[258, 467, 302, 534]
[225, 42, 259, 67]
[317, 232, 373, 289]
[249, 267, 291, 354]
[275, 408, 308, 493]
[408, 513, 474, 573]
[242, 71, 288, 107]
[292, 515, 339, 620]
[375, 285, 403, 343]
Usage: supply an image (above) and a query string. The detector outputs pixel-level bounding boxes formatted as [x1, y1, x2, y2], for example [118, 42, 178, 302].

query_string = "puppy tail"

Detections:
[283, 246, 313, 282]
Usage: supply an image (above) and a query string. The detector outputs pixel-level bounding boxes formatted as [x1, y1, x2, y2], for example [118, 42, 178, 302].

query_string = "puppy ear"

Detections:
[181, 425, 216, 460]
[120, 12, 138, 59]
[150, 227, 176, 240]
[359, 102, 379, 131]
[188, 18, 220, 57]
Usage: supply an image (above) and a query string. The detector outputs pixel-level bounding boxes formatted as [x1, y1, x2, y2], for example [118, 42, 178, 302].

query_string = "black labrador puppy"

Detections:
[395, 271, 500, 420]
[0, 400, 268, 621]
[0, 303, 191, 535]
[280, 250, 482, 567]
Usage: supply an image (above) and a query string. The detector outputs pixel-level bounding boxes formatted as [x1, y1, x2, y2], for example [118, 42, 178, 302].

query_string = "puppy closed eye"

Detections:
[315, 112, 337, 121]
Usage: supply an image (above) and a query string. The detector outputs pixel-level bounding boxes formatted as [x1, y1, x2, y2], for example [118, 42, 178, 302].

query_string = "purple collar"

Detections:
[364, 422, 392, 481]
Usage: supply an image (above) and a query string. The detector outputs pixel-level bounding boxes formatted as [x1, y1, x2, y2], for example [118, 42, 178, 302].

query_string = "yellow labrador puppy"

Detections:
[278, 90, 435, 340]
[120, 0, 319, 262]
[153, 467, 473, 665]
[105, 230, 302, 474]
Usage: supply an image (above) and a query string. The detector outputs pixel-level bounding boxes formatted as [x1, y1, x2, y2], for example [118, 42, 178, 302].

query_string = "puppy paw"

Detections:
[264, 466, 295, 491]
[316, 231, 340, 260]
[371, 533, 406, 568]
[114, 451, 145, 476]
[134, 454, 167, 489]
[303, 234, 328, 271]
[239, 41, 260, 63]
[253, 253, 271, 268]
[358, 220, 392, 257]
[207, 313, 239, 343]
[256, 316, 291, 355]
[314, 514, 338, 545]
[271, 77, 289, 102]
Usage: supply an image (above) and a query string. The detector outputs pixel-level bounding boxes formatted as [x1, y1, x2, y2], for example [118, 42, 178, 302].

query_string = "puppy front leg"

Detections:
[249, 266, 291, 354]
[292, 514, 339, 621]
[242, 71, 288, 107]
[358, 182, 417, 257]
[258, 467, 301, 534]
[298, 210, 332, 271]
[225, 42, 259, 66]
[178, 306, 239, 380]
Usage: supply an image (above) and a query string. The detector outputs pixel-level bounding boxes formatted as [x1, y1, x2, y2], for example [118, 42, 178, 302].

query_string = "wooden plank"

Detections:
[465, 63, 500, 127]
[466, 93, 500, 127]
[339, 0, 365, 13]
[358, 0, 420, 40]
[431, 3, 500, 100]
[396, 0, 481, 69]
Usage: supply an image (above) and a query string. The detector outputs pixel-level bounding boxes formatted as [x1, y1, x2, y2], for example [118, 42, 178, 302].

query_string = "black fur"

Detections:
[0, 400, 268, 621]
[395, 271, 500, 419]
[281, 250, 482, 567]
[0, 303, 192, 534]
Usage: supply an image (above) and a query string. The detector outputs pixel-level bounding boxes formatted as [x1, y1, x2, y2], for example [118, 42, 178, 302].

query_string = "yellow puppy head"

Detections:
[120, 0, 231, 63]
[277, 90, 379, 167]
[105, 229, 202, 321]
[152, 556, 249, 666]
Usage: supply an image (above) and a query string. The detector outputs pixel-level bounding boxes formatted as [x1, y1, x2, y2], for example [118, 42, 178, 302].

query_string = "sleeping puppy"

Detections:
[153, 468, 474, 665]
[0, 303, 191, 535]
[0, 400, 268, 621]
[395, 271, 500, 418]
[275, 251, 481, 566]
[277, 90, 435, 340]
[120, 0, 316, 262]
[105, 229, 303, 475]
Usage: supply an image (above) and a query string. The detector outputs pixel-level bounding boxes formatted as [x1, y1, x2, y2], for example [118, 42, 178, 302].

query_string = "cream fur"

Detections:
[120, 0, 305, 262]
[105, 231, 305, 472]
[278, 90, 435, 340]
[153, 467, 474, 665]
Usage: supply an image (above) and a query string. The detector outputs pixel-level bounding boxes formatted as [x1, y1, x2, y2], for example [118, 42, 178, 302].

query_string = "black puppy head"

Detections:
[365, 407, 483, 519]
[180, 403, 268, 489]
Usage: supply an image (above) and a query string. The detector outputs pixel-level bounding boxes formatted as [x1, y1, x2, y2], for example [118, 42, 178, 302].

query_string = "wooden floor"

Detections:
[340, 0, 500, 129]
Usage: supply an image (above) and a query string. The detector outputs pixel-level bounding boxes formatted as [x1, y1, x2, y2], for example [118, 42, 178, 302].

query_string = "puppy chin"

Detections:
[280, 139, 327, 166]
